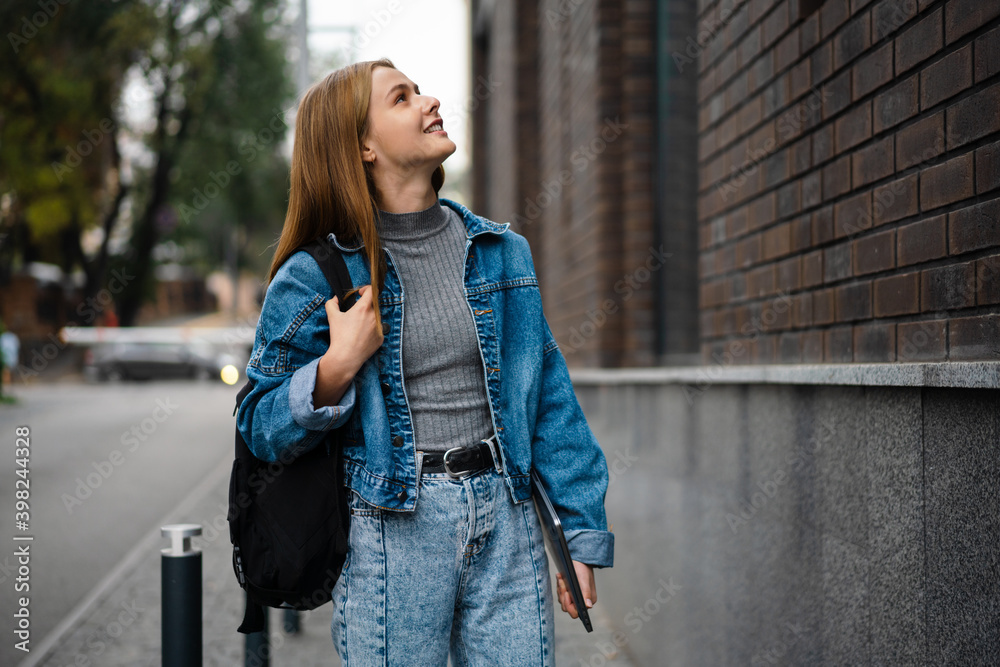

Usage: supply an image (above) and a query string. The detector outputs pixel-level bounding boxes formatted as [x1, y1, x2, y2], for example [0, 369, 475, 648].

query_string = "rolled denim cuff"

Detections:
[565, 529, 615, 568]
[288, 356, 355, 432]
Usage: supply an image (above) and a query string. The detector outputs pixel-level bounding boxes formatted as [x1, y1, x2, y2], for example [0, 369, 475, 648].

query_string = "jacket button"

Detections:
[397, 490, 407, 501]
[381, 382, 391, 396]
[392, 435, 404, 447]
[382, 322, 390, 335]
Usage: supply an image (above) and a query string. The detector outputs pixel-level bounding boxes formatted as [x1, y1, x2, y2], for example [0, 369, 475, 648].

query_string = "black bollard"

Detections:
[283, 608, 300, 634]
[161, 524, 202, 667]
[245, 597, 270, 667]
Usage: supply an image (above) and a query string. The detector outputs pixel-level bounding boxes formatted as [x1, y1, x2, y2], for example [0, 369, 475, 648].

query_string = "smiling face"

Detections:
[362, 66, 456, 180]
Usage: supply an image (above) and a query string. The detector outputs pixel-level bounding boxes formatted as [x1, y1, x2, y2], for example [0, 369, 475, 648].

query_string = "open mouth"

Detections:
[424, 121, 445, 134]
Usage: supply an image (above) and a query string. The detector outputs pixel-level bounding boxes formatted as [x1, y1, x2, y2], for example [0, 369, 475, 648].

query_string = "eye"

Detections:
[395, 93, 405, 104]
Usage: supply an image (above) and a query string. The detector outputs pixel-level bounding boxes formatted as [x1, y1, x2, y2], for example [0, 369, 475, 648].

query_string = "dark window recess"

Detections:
[800, 0, 824, 18]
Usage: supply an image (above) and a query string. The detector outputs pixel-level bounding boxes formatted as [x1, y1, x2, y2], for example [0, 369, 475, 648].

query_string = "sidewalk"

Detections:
[26, 456, 634, 666]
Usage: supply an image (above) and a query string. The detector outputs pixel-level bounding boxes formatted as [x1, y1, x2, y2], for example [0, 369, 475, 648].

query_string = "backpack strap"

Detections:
[299, 238, 356, 309]
[238, 594, 267, 634]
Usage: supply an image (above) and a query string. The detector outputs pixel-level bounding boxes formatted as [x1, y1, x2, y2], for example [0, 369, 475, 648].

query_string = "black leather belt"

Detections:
[420, 438, 498, 478]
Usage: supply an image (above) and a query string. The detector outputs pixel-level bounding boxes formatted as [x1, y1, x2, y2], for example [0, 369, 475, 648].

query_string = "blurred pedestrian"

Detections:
[237, 59, 614, 665]
[0, 324, 19, 389]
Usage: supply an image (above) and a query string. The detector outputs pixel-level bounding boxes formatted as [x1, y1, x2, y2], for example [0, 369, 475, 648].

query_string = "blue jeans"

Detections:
[330, 461, 556, 666]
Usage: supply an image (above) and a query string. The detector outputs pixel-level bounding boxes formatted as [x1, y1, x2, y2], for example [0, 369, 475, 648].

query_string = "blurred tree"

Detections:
[0, 0, 294, 325]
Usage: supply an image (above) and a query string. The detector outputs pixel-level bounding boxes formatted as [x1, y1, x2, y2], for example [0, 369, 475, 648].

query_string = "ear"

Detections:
[360, 143, 376, 164]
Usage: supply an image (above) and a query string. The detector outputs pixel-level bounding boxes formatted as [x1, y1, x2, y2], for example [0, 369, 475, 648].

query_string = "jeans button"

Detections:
[396, 490, 407, 501]
[382, 322, 390, 335]
[381, 382, 391, 396]
[392, 435, 404, 447]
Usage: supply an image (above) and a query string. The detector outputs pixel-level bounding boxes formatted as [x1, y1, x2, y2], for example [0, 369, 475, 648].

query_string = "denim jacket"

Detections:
[237, 198, 614, 568]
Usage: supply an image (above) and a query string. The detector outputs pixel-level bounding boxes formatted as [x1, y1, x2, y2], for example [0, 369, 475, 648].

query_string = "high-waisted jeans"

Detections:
[330, 462, 556, 666]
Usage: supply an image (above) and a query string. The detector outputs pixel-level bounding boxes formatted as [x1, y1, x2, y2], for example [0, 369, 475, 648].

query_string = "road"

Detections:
[0, 380, 234, 667]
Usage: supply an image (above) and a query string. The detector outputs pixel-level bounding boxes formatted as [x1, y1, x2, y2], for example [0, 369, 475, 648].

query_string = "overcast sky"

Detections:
[305, 0, 472, 172]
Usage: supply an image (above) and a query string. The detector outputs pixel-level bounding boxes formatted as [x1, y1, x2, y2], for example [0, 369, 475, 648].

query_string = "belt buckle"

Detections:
[442, 446, 472, 479]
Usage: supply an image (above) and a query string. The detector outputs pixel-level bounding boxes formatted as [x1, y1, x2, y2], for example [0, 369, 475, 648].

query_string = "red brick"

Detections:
[872, 173, 918, 226]
[835, 101, 872, 152]
[791, 214, 812, 251]
[919, 152, 974, 211]
[747, 264, 776, 298]
[825, 240, 854, 283]
[823, 155, 852, 201]
[812, 123, 834, 164]
[802, 330, 824, 362]
[872, 0, 918, 41]
[813, 205, 835, 244]
[763, 221, 793, 260]
[851, 136, 894, 188]
[874, 271, 920, 316]
[790, 59, 812, 101]
[897, 215, 947, 266]
[801, 11, 821, 52]
[853, 42, 893, 100]
[975, 25, 1000, 83]
[921, 261, 977, 311]
[978, 254, 1000, 305]
[853, 228, 895, 275]
[896, 112, 945, 170]
[835, 190, 873, 238]
[776, 26, 800, 73]
[749, 193, 777, 230]
[895, 8, 943, 75]
[898, 320, 947, 362]
[751, 335, 778, 363]
[835, 280, 873, 321]
[777, 331, 803, 363]
[737, 234, 763, 267]
[834, 12, 871, 70]
[821, 0, 851, 40]
[920, 44, 973, 110]
[946, 85, 1000, 150]
[949, 197, 1000, 255]
[873, 75, 918, 133]
[813, 287, 836, 325]
[949, 314, 1000, 360]
[812, 41, 834, 86]
[790, 137, 812, 176]
[802, 170, 823, 208]
[763, 1, 790, 48]
[803, 250, 825, 288]
[823, 69, 853, 120]
[793, 292, 813, 327]
[853, 322, 896, 362]
[824, 325, 854, 362]
[977, 141, 1000, 194]
[945, 0, 1000, 45]
[776, 256, 801, 291]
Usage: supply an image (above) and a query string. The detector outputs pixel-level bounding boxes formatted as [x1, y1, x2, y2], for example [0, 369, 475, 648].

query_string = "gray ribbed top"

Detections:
[376, 201, 493, 453]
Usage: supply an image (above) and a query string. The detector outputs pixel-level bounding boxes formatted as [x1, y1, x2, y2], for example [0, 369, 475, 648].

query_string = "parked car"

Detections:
[83, 341, 244, 383]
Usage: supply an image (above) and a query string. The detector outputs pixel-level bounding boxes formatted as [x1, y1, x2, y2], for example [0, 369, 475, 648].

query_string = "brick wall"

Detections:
[697, 0, 1000, 363]
[472, 0, 667, 367]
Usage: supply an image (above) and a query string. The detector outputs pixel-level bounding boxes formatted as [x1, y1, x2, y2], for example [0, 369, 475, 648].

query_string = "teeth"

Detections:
[425, 122, 443, 133]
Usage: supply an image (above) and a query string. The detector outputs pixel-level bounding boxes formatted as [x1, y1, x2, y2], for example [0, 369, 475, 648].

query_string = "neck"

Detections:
[372, 166, 439, 214]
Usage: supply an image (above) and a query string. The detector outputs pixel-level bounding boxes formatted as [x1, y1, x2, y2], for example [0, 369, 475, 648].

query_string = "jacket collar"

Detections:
[327, 197, 509, 253]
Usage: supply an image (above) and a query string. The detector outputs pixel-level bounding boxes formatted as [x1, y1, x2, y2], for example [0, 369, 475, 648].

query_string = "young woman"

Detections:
[237, 58, 614, 665]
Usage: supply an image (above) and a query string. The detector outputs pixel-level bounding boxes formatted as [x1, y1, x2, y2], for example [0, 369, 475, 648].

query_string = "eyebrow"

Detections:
[385, 82, 419, 101]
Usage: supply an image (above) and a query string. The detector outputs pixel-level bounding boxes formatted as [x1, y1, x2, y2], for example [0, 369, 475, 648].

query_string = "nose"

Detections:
[422, 94, 440, 115]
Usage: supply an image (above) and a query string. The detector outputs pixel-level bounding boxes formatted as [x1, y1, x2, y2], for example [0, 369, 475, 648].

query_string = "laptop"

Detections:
[530, 470, 593, 632]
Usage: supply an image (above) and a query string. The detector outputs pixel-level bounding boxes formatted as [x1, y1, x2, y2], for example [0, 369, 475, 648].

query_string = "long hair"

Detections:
[267, 58, 446, 326]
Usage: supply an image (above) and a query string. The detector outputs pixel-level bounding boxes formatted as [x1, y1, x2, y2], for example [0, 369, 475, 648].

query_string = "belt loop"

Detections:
[482, 434, 502, 474]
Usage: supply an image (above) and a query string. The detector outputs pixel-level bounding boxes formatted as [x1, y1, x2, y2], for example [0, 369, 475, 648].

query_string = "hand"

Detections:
[324, 285, 383, 368]
[556, 560, 595, 619]
[314, 285, 383, 408]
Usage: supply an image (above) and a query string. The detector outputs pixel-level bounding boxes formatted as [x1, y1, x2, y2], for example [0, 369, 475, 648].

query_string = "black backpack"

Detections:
[228, 239, 356, 634]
